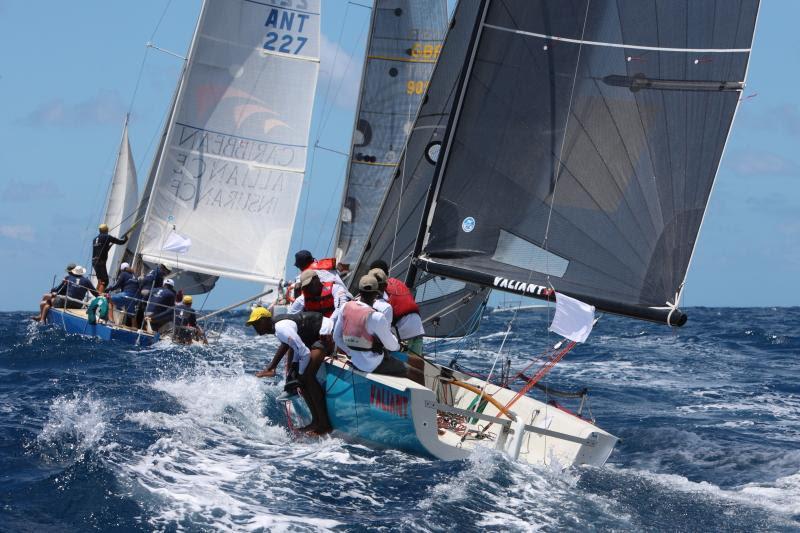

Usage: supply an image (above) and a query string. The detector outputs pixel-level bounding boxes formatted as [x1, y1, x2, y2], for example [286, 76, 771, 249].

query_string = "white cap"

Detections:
[163, 278, 175, 287]
[120, 262, 130, 270]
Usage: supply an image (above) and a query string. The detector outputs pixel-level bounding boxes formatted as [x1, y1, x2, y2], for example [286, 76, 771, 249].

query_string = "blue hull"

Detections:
[323, 359, 429, 457]
[45, 308, 159, 346]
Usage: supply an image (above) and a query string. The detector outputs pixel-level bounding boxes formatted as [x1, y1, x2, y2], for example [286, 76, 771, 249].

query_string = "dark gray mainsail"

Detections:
[416, 0, 760, 326]
[353, 0, 489, 337]
[334, 0, 448, 270]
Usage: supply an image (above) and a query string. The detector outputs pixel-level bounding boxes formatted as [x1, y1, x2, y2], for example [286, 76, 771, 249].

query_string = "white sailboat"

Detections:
[290, 0, 760, 468]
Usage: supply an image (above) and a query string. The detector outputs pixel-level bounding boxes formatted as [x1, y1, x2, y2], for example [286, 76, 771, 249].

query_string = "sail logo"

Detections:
[370, 385, 409, 418]
[493, 277, 554, 297]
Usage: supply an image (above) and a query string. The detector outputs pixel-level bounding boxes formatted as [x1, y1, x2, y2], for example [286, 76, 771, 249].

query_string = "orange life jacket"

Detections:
[309, 257, 337, 271]
[386, 277, 420, 324]
[302, 281, 335, 317]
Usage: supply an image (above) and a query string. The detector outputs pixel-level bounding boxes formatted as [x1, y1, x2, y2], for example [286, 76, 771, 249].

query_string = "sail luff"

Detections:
[406, 0, 491, 287]
[102, 116, 139, 278]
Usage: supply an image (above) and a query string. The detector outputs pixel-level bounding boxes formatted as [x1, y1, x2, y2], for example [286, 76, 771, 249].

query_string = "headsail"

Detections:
[137, 0, 321, 284]
[101, 116, 139, 278]
[334, 0, 448, 270]
[353, 0, 489, 337]
[416, 0, 760, 326]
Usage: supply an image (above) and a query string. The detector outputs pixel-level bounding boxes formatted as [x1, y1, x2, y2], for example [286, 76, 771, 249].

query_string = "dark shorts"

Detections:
[372, 354, 407, 377]
[93, 261, 109, 284]
[53, 296, 83, 309]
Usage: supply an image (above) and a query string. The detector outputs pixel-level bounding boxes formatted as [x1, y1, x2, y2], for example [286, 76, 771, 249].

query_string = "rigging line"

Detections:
[390, 98, 414, 268]
[128, 0, 176, 115]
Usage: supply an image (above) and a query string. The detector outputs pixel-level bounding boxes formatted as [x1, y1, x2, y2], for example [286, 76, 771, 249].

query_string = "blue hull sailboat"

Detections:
[45, 308, 159, 346]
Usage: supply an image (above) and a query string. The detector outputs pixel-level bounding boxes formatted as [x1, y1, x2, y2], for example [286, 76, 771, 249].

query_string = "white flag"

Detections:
[162, 232, 192, 254]
[549, 292, 595, 343]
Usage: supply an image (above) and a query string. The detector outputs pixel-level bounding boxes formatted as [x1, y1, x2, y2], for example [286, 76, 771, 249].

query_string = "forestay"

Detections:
[137, 0, 321, 284]
[335, 0, 448, 269]
[102, 117, 139, 278]
[353, 0, 489, 337]
[418, 0, 760, 325]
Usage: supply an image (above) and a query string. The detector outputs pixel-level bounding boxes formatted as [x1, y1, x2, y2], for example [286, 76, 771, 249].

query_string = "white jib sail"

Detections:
[102, 118, 139, 278]
[137, 0, 321, 284]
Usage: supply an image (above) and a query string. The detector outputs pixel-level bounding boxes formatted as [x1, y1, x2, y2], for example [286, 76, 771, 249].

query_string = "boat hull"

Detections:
[282, 355, 618, 467]
[45, 308, 159, 346]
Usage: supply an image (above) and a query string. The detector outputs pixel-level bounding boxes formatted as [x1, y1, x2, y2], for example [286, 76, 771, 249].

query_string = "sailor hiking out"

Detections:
[288, 269, 348, 317]
[106, 262, 139, 326]
[144, 278, 176, 333]
[173, 295, 206, 344]
[369, 260, 425, 356]
[247, 306, 333, 435]
[36, 264, 98, 322]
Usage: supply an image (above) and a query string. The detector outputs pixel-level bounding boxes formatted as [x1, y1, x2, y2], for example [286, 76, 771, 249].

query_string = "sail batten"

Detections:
[418, 0, 759, 326]
[136, 0, 321, 284]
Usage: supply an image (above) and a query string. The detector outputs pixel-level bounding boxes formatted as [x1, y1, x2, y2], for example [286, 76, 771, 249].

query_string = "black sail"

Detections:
[335, 0, 448, 269]
[351, 0, 489, 337]
[418, 0, 759, 326]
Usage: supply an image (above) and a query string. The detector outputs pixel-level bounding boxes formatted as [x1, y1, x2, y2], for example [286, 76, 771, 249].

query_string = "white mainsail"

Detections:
[137, 0, 321, 284]
[102, 116, 139, 278]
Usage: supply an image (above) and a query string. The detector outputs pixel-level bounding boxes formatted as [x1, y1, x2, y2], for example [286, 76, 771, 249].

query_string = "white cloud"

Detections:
[0, 225, 35, 241]
[726, 150, 800, 177]
[21, 90, 127, 127]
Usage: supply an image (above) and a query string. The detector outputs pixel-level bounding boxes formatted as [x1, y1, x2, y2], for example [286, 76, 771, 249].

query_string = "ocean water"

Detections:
[0, 307, 798, 532]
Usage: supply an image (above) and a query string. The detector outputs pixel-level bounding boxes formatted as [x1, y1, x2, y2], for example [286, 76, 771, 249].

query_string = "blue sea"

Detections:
[1, 307, 798, 531]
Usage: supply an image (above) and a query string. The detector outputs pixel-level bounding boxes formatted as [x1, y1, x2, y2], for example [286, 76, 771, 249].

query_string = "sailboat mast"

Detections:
[406, 0, 490, 287]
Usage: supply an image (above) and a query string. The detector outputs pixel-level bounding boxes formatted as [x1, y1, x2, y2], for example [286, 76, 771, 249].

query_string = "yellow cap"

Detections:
[245, 306, 272, 325]
[182, 295, 193, 305]
[98, 223, 109, 233]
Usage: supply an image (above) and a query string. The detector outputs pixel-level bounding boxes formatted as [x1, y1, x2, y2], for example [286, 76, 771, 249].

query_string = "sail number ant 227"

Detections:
[263, 5, 311, 55]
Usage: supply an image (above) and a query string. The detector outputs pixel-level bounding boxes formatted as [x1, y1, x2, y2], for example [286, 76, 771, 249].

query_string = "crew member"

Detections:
[173, 295, 206, 344]
[107, 262, 139, 326]
[92, 223, 128, 293]
[136, 264, 170, 327]
[333, 275, 424, 385]
[36, 265, 98, 322]
[292, 249, 350, 299]
[288, 269, 348, 317]
[144, 278, 176, 332]
[246, 306, 333, 435]
[369, 260, 425, 357]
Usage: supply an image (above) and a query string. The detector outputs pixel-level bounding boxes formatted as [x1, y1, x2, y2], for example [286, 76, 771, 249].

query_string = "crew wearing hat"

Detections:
[35, 264, 98, 322]
[366, 268, 393, 323]
[287, 269, 348, 317]
[246, 306, 334, 435]
[333, 275, 424, 385]
[91, 223, 129, 293]
[106, 261, 140, 325]
[144, 278, 176, 332]
[287, 249, 351, 304]
[368, 260, 425, 357]
[173, 294, 205, 344]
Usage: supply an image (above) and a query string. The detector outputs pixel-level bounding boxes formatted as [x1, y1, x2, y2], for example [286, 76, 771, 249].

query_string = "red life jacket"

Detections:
[310, 257, 337, 271]
[386, 277, 420, 324]
[302, 281, 335, 317]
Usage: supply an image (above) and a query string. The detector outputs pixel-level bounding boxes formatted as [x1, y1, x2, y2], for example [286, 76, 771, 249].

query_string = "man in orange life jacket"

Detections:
[288, 269, 348, 317]
[247, 306, 333, 435]
[289, 249, 350, 302]
[334, 274, 425, 386]
[368, 260, 425, 357]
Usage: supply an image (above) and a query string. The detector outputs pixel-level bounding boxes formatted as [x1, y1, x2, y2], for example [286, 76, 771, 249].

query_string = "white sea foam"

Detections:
[37, 392, 108, 462]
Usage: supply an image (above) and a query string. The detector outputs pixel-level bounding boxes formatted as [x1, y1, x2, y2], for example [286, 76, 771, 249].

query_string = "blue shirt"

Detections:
[140, 268, 164, 292]
[145, 287, 176, 321]
[107, 271, 139, 296]
[53, 274, 97, 301]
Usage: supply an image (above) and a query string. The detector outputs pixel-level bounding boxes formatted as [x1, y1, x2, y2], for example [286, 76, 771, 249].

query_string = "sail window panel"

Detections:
[417, 276, 467, 301]
[492, 230, 568, 277]
[425, 2, 754, 308]
[486, 0, 759, 50]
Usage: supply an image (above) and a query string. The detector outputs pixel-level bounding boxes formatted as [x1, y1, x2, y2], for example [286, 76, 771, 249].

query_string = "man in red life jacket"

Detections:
[288, 269, 348, 317]
[292, 249, 350, 301]
[369, 260, 425, 357]
[333, 274, 424, 385]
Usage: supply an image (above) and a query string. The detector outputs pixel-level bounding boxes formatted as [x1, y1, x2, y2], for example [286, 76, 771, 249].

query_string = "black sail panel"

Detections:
[421, 0, 759, 325]
[335, 0, 448, 268]
[351, 0, 489, 337]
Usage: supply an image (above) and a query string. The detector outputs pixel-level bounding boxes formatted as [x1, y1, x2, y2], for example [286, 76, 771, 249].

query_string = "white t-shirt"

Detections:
[274, 316, 333, 374]
[333, 302, 400, 373]
[395, 312, 424, 340]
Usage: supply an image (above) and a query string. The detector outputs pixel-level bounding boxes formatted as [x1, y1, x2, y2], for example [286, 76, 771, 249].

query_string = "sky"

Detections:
[0, 0, 797, 312]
